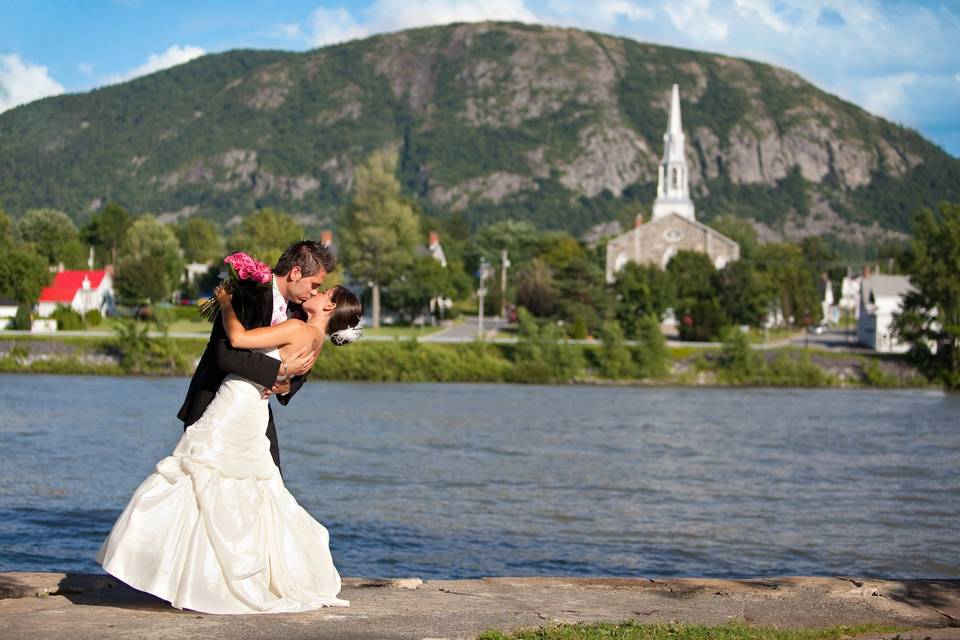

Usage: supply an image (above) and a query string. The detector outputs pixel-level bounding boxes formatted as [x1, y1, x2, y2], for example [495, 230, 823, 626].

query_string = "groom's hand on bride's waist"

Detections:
[261, 379, 291, 399]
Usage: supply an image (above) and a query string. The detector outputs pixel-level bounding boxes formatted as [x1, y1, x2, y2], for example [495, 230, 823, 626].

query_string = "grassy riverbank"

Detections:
[0, 332, 931, 388]
[479, 622, 901, 640]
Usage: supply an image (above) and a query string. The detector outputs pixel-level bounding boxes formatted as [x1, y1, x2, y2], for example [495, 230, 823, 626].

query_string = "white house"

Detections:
[839, 275, 862, 319]
[0, 299, 18, 329]
[37, 269, 115, 318]
[857, 274, 914, 352]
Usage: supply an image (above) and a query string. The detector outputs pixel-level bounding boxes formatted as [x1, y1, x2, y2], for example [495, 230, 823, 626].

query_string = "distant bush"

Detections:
[11, 304, 32, 330]
[597, 320, 636, 379]
[510, 308, 584, 383]
[83, 309, 102, 327]
[633, 314, 668, 378]
[51, 305, 84, 331]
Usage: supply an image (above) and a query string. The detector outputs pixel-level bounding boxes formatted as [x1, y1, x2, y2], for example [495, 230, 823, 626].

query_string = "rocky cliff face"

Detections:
[0, 22, 955, 243]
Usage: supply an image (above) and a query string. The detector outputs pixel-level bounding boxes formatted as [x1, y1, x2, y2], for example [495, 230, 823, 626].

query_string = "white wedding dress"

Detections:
[96, 350, 349, 614]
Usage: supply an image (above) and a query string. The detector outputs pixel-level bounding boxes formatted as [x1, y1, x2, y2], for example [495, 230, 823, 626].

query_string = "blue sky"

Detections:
[2, 0, 959, 155]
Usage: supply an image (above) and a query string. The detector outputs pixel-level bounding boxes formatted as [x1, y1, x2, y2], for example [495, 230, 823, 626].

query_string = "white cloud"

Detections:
[0, 53, 65, 114]
[733, 0, 789, 33]
[662, 0, 729, 44]
[104, 44, 206, 85]
[78, 62, 95, 76]
[366, 0, 538, 33]
[305, 7, 371, 46]
[293, 0, 538, 47]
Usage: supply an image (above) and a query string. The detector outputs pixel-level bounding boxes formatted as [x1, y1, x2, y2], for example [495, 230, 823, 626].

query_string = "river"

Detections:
[1, 375, 957, 578]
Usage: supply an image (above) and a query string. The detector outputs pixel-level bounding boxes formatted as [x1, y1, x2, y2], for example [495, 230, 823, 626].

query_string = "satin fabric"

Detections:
[96, 363, 348, 614]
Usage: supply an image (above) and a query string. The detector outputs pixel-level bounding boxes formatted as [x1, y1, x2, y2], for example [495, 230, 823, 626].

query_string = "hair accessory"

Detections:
[330, 318, 363, 345]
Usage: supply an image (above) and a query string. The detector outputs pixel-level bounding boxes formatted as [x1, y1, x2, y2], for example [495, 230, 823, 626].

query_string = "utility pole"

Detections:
[499, 248, 510, 320]
[477, 257, 491, 340]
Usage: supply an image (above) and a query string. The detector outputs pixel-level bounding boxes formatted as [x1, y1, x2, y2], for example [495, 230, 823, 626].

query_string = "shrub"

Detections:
[510, 307, 583, 383]
[597, 320, 636, 379]
[83, 309, 102, 326]
[633, 314, 668, 378]
[11, 304, 32, 330]
[50, 305, 84, 331]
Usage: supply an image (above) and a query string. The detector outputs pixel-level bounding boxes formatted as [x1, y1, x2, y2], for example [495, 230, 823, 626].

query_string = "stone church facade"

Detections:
[605, 84, 739, 283]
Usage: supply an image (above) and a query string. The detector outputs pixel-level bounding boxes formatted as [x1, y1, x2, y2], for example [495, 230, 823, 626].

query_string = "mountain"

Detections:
[1, 22, 957, 245]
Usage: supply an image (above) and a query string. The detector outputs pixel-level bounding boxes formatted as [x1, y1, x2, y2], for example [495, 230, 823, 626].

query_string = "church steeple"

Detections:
[652, 83, 695, 222]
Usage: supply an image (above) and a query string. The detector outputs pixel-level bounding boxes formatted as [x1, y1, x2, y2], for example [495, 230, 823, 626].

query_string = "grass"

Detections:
[478, 621, 902, 640]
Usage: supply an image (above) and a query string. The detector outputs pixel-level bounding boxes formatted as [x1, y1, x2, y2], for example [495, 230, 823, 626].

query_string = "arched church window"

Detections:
[671, 168, 679, 189]
[661, 246, 677, 268]
[614, 252, 628, 273]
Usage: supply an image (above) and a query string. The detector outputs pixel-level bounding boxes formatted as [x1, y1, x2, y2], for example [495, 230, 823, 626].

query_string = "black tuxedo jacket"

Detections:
[177, 287, 305, 474]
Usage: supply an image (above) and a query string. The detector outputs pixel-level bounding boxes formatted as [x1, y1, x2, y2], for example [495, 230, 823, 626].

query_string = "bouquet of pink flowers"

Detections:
[198, 251, 273, 321]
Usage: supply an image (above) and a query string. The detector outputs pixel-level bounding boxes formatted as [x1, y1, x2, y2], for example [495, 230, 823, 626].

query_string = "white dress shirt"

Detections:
[270, 277, 288, 327]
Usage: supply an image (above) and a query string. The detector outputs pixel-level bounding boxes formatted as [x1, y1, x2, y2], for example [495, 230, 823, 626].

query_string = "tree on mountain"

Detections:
[114, 216, 185, 304]
[18, 208, 87, 268]
[894, 202, 960, 389]
[339, 150, 420, 328]
[176, 218, 223, 264]
[228, 208, 304, 268]
[84, 203, 131, 266]
[0, 208, 14, 246]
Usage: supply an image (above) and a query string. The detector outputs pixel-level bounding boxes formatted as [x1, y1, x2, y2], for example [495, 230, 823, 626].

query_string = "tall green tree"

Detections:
[894, 202, 960, 388]
[0, 244, 51, 304]
[475, 220, 544, 264]
[18, 208, 86, 268]
[114, 216, 185, 304]
[84, 203, 131, 266]
[339, 150, 420, 328]
[515, 257, 557, 317]
[228, 208, 304, 268]
[714, 260, 767, 327]
[613, 263, 675, 338]
[755, 243, 821, 326]
[0, 208, 14, 246]
[667, 251, 727, 340]
[176, 218, 223, 264]
[709, 215, 760, 259]
[386, 255, 457, 323]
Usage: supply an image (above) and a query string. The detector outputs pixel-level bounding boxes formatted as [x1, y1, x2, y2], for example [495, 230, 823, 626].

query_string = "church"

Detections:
[605, 84, 740, 283]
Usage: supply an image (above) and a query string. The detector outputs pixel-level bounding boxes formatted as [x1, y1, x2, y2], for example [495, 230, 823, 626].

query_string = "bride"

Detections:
[97, 285, 363, 615]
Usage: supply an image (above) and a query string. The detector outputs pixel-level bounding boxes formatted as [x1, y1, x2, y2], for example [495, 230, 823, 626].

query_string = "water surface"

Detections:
[1, 375, 957, 578]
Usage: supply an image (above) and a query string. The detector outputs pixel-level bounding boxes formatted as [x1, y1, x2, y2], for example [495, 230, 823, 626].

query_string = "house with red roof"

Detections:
[37, 268, 115, 318]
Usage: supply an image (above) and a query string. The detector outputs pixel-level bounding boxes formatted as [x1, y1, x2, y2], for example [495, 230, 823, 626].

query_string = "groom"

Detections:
[178, 240, 337, 474]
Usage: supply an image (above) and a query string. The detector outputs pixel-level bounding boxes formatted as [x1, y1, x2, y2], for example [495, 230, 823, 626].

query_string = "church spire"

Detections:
[652, 83, 695, 222]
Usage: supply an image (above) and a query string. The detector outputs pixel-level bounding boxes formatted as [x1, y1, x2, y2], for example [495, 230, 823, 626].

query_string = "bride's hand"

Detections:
[284, 344, 317, 376]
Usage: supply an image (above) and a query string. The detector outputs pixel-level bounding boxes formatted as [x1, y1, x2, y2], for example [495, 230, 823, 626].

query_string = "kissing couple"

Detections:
[96, 240, 362, 614]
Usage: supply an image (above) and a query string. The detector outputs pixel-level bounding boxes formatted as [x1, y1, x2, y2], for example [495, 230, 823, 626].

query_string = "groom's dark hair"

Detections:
[274, 241, 336, 277]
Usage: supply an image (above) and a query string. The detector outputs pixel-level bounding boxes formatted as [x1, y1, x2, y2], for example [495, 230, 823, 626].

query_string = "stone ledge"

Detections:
[1, 573, 957, 640]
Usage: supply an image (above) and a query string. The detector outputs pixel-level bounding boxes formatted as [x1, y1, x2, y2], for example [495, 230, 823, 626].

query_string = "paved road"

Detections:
[789, 327, 873, 352]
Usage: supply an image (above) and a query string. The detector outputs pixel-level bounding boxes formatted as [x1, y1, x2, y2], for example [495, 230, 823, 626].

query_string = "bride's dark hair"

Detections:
[326, 286, 363, 346]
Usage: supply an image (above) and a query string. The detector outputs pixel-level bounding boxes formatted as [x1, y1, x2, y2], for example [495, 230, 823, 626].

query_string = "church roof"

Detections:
[610, 212, 739, 249]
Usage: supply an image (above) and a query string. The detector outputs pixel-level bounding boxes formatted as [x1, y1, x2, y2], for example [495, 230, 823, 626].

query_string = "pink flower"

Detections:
[224, 252, 271, 283]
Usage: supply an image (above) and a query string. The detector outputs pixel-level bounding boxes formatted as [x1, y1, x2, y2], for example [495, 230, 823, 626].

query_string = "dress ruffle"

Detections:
[96, 375, 348, 614]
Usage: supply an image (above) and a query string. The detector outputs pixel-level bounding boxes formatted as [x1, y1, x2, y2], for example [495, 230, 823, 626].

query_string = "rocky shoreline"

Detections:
[1, 572, 957, 640]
